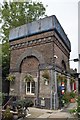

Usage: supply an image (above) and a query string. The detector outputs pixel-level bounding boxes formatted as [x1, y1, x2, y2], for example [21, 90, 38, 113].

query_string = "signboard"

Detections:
[41, 100, 45, 106]
[61, 86, 65, 90]
[59, 86, 65, 90]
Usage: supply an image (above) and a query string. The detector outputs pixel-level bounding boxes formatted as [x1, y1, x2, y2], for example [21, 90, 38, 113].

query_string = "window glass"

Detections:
[26, 82, 35, 94]
[27, 82, 30, 92]
[31, 82, 35, 93]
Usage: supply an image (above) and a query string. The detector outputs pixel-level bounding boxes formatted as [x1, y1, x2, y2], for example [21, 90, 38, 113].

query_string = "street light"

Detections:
[73, 58, 80, 62]
[69, 58, 80, 62]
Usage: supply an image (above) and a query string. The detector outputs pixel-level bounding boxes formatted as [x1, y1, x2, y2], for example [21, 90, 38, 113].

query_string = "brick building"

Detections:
[9, 15, 71, 109]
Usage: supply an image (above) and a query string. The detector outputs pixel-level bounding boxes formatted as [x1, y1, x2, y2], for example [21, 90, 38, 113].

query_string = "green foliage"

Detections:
[15, 98, 34, 118]
[6, 74, 15, 82]
[42, 70, 49, 79]
[62, 92, 71, 104]
[57, 74, 67, 84]
[2, 42, 10, 78]
[0, 1, 46, 78]
[0, 1, 46, 43]
[2, 108, 13, 120]
[0, 92, 8, 106]
[68, 109, 77, 114]
[24, 74, 34, 82]
[70, 91, 76, 99]
[15, 99, 34, 108]
[62, 91, 76, 105]
[70, 77, 75, 84]
[0, 93, 9, 106]
[77, 96, 80, 115]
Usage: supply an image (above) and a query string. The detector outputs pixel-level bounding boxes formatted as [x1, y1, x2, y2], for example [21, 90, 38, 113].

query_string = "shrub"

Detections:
[77, 96, 80, 117]
[68, 109, 77, 114]
[62, 92, 71, 104]
[70, 91, 76, 99]
[2, 108, 13, 120]
[24, 74, 34, 82]
[14, 99, 34, 108]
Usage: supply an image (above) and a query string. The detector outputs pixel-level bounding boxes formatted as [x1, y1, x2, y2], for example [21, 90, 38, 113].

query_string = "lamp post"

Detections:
[69, 58, 80, 62]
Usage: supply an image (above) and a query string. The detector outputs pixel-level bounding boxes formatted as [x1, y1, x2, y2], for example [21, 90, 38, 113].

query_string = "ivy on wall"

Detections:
[24, 74, 34, 82]
[57, 74, 67, 85]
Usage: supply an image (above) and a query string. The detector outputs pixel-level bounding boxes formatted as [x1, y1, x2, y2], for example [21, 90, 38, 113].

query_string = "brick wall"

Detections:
[9, 30, 70, 108]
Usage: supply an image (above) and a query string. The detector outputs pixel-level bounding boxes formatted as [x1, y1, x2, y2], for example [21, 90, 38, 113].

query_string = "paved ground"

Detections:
[25, 102, 77, 119]
[26, 107, 72, 119]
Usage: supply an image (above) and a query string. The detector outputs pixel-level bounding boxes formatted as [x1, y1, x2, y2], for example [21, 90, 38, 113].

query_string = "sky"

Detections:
[0, 0, 79, 70]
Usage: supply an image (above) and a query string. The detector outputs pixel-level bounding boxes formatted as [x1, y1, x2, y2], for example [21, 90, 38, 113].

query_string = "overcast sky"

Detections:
[0, 0, 79, 70]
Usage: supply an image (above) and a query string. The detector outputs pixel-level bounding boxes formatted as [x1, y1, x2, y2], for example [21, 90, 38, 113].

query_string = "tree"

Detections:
[0, 1, 46, 78]
[2, 42, 10, 78]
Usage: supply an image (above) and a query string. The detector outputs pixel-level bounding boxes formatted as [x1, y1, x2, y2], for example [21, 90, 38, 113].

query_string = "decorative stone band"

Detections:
[10, 36, 52, 50]
[10, 35, 69, 57]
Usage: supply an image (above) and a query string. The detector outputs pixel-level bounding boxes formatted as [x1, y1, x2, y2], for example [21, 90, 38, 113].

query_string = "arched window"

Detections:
[62, 60, 66, 71]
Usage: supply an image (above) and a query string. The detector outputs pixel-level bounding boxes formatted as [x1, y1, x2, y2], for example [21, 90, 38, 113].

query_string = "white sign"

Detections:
[41, 100, 45, 106]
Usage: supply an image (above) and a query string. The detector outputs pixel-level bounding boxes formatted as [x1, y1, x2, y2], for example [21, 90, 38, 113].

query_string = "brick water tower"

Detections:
[9, 15, 71, 109]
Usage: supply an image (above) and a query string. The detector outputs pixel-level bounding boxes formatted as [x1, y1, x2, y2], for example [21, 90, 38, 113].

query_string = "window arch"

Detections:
[62, 60, 66, 71]
[16, 49, 45, 72]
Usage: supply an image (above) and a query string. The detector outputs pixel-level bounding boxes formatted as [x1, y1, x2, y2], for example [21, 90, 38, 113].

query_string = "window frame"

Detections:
[26, 81, 35, 95]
